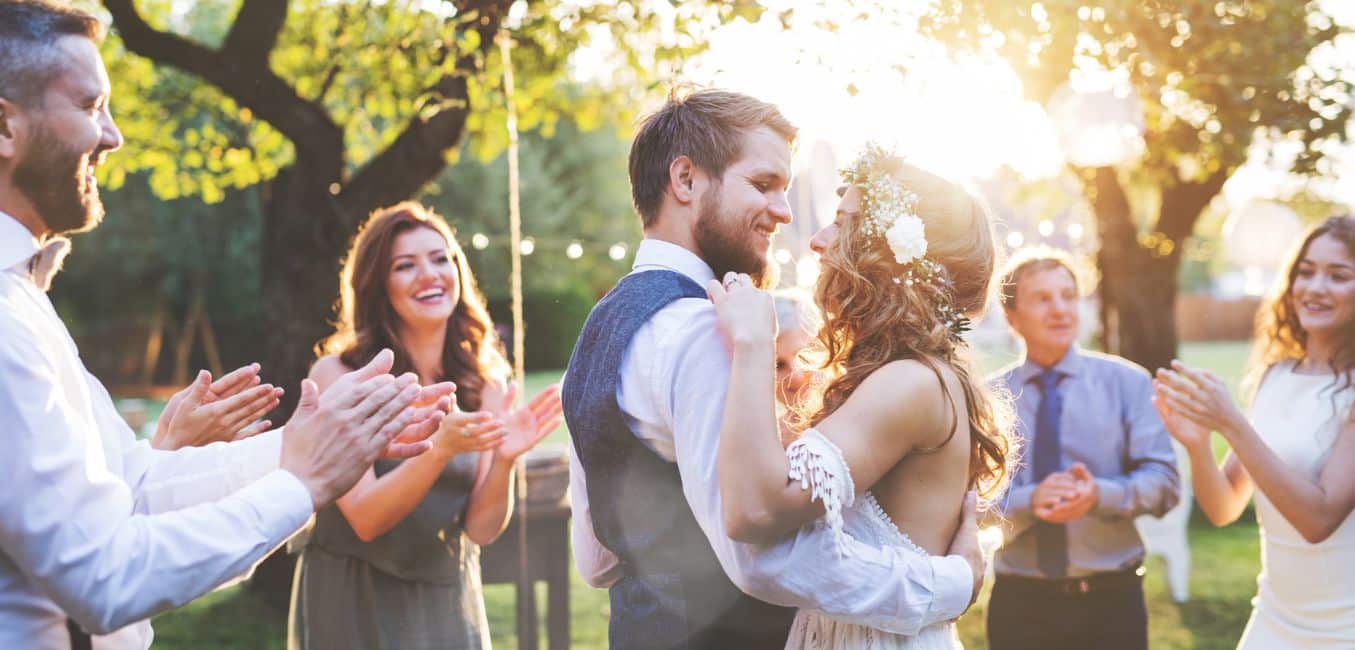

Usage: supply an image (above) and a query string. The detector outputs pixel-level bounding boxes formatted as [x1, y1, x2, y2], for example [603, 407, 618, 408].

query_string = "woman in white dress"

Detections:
[708, 146, 1016, 649]
[1153, 215, 1355, 649]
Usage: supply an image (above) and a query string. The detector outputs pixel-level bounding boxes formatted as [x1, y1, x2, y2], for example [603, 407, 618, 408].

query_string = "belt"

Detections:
[996, 565, 1144, 596]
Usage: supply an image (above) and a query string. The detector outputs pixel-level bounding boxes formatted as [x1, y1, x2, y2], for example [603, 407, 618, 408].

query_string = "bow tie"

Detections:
[28, 236, 71, 291]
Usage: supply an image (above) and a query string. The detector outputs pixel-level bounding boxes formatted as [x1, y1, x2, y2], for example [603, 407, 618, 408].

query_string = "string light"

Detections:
[608, 243, 628, 261]
[774, 248, 793, 265]
[1037, 220, 1054, 237]
[1068, 223, 1085, 242]
[471, 233, 490, 250]
[1006, 231, 1025, 249]
[566, 241, 584, 259]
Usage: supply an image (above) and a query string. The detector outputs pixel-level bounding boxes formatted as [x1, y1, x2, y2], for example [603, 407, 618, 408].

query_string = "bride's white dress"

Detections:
[782, 430, 962, 650]
[1238, 361, 1355, 649]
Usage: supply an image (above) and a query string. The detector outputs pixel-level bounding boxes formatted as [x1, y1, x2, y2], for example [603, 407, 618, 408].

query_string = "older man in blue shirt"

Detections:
[987, 248, 1180, 650]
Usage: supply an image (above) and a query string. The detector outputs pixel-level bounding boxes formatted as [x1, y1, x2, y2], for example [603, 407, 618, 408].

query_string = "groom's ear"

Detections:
[668, 155, 698, 206]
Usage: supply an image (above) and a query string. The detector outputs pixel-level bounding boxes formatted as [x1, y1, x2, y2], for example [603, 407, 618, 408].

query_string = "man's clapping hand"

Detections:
[279, 349, 427, 509]
[1033, 463, 1099, 523]
[152, 363, 283, 450]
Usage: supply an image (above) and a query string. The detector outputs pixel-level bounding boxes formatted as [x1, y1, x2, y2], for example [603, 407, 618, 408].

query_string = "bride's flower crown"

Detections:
[840, 143, 971, 342]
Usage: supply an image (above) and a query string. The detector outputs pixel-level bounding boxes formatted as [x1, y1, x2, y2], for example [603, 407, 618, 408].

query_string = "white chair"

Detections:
[1134, 443, 1192, 602]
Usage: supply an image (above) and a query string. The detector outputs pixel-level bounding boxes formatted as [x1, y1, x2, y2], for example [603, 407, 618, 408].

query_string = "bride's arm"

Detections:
[710, 277, 948, 543]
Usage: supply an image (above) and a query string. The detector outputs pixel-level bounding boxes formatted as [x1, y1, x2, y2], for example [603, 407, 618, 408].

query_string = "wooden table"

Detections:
[480, 448, 572, 650]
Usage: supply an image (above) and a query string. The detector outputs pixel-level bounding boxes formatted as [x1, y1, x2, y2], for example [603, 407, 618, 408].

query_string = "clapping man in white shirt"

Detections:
[0, 3, 448, 648]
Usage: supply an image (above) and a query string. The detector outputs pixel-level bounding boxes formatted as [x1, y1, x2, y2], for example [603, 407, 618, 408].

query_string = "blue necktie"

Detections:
[1033, 369, 1068, 578]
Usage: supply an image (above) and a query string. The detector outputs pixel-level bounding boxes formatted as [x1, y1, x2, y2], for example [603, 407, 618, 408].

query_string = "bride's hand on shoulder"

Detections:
[705, 272, 775, 347]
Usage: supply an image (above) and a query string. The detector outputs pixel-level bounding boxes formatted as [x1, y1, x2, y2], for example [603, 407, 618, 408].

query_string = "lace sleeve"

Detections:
[786, 428, 856, 557]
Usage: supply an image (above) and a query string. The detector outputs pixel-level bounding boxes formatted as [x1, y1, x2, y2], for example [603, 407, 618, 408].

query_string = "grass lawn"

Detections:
[149, 341, 1263, 648]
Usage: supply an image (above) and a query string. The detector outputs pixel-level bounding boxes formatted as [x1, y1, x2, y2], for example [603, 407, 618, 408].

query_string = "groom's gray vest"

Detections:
[563, 270, 795, 649]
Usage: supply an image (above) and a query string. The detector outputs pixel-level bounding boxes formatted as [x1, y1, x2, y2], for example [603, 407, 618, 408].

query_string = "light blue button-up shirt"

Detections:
[988, 346, 1181, 578]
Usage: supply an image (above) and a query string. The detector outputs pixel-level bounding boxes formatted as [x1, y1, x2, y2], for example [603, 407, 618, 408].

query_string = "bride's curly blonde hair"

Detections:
[797, 160, 1016, 499]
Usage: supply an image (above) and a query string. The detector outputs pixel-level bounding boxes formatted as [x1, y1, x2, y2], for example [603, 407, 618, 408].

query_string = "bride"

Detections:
[707, 145, 1016, 649]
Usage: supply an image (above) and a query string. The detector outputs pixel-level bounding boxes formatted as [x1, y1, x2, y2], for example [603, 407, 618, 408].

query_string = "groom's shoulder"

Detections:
[646, 295, 718, 340]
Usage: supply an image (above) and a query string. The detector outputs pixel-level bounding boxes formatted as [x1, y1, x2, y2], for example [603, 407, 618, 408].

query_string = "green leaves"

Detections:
[922, 0, 1351, 181]
[99, 0, 760, 204]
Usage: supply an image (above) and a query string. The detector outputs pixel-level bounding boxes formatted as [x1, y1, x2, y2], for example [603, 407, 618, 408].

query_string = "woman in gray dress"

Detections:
[289, 202, 563, 649]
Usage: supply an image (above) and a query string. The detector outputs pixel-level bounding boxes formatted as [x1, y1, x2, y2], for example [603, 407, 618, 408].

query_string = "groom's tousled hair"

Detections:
[629, 86, 796, 227]
[0, 1, 104, 109]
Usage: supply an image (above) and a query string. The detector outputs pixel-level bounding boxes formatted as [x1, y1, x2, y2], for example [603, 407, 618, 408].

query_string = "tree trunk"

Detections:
[1082, 166, 1182, 374]
[247, 166, 357, 611]
[1097, 233, 1182, 375]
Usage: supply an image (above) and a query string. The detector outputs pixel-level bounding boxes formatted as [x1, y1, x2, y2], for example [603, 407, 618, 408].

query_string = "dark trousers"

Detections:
[986, 574, 1147, 650]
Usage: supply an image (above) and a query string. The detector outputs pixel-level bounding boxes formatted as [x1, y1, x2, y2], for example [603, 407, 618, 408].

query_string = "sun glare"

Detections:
[683, 3, 1064, 183]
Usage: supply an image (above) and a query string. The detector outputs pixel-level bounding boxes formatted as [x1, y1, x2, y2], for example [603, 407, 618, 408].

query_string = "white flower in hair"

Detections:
[885, 214, 927, 265]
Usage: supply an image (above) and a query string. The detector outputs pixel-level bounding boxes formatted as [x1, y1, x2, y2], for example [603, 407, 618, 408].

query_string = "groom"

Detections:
[563, 88, 983, 648]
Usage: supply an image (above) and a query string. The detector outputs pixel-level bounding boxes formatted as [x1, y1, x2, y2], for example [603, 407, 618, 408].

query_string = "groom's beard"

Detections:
[13, 120, 106, 235]
[694, 188, 778, 289]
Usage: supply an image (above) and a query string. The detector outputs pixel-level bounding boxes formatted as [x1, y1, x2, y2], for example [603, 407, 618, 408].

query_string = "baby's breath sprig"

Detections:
[841, 144, 969, 343]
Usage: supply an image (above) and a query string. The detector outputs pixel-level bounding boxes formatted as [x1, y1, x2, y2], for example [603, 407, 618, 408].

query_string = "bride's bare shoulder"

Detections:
[848, 359, 956, 436]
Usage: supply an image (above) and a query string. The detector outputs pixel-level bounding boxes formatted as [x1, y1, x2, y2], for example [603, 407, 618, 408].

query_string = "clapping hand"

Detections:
[706, 272, 777, 347]
[481, 381, 564, 462]
[1153, 360, 1245, 442]
[380, 381, 457, 458]
[429, 398, 508, 460]
[1033, 463, 1098, 523]
[152, 363, 284, 450]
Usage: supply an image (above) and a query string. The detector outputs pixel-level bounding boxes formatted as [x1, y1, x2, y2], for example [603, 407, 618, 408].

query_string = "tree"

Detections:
[92, 0, 766, 609]
[95, 0, 767, 410]
[922, 1, 1351, 371]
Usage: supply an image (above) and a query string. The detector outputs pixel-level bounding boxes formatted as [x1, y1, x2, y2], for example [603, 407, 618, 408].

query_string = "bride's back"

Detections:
[871, 362, 972, 556]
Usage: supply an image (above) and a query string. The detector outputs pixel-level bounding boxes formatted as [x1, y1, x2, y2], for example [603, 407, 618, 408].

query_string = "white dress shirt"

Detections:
[568, 238, 972, 636]
[0, 213, 314, 649]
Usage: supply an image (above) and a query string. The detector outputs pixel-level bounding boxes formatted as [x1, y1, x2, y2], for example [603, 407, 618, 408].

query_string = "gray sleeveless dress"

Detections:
[288, 452, 489, 650]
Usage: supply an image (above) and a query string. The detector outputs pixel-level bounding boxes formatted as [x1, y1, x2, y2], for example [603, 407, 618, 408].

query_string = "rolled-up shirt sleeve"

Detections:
[665, 306, 972, 635]
[568, 446, 622, 588]
[1094, 371, 1180, 519]
[0, 324, 313, 634]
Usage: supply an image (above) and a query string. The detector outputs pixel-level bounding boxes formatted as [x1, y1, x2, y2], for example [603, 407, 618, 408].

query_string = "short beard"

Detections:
[12, 120, 103, 235]
[693, 184, 777, 289]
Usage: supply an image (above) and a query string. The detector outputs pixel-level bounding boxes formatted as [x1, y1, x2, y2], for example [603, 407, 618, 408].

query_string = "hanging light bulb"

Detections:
[566, 241, 584, 259]
[471, 233, 490, 250]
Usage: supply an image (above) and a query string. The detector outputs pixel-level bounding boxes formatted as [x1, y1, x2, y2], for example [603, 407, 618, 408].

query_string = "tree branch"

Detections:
[103, 0, 344, 180]
[221, 0, 289, 70]
[339, 0, 514, 218]
[1158, 169, 1228, 243]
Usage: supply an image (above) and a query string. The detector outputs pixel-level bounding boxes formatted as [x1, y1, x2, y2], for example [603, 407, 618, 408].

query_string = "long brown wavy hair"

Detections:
[799, 159, 1016, 499]
[1247, 215, 1355, 403]
[317, 202, 509, 411]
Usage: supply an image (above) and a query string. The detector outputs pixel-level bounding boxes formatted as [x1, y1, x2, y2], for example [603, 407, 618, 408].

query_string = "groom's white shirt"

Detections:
[569, 238, 972, 636]
[0, 211, 313, 649]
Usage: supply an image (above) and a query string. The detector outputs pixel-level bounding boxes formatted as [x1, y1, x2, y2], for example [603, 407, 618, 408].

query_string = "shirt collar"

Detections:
[630, 238, 717, 287]
[1012, 344, 1085, 385]
[0, 210, 41, 274]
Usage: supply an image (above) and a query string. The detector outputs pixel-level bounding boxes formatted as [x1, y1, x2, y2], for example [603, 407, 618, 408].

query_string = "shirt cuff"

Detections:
[1003, 483, 1037, 516]
[242, 469, 315, 542]
[1094, 478, 1128, 517]
[929, 554, 973, 623]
